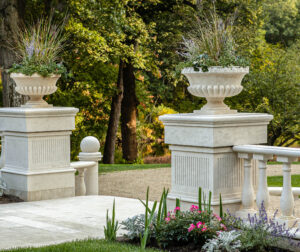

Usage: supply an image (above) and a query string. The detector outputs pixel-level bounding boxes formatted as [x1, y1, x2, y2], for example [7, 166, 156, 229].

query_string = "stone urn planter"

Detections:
[182, 66, 249, 114]
[11, 73, 60, 108]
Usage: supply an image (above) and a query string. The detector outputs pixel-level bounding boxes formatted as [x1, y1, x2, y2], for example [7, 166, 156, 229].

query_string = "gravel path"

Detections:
[99, 164, 300, 218]
[99, 164, 300, 201]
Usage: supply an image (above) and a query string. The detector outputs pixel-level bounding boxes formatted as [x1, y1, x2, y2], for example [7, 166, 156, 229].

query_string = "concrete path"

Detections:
[0, 196, 149, 251]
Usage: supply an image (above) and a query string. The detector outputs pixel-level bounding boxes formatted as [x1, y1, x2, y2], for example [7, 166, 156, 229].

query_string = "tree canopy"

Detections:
[0, 0, 299, 162]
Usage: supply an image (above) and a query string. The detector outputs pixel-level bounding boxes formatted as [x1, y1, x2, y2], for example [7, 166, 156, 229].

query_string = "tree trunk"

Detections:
[103, 61, 124, 164]
[121, 62, 138, 162]
[0, 0, 28, 107]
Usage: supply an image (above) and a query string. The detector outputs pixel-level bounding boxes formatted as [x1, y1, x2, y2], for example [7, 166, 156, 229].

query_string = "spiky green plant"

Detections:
[139, 187, 157, 249]
[104, 199, 119, 241]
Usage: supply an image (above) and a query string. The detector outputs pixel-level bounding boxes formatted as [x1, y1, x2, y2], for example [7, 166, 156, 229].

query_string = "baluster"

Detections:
[78, 168, 86, 196]
[254, 154, 272, 210]
[0, 135, 4, 169]
[78, 136, 102, 195]
[240, 153, 255, 210]
[277, 156, 297, 222]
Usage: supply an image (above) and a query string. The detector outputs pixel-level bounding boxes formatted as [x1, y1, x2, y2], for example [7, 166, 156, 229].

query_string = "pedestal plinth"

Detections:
[159, 113, 273, 212]
[0, 107, 78, 201]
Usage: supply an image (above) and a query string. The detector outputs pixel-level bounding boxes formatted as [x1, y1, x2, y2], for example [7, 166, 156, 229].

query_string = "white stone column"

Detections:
[77, 167, 86, 196]
[276, 156, 298, 226]
[235, 153, 256, 218]
[0, 135, 4, 169]
[78, 136, 102, 195]
[0, 107, 78, 201]
[159, 113, 273, 212]
[254, 154, 272, 210]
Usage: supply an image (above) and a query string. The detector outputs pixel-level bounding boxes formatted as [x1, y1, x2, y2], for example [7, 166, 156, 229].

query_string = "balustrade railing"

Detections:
[71, 136, 102, 196]
[233, 145, 300, 226]
[0, 135, 4, 170]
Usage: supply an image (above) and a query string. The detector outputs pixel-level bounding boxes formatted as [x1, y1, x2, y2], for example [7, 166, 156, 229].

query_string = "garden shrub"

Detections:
[156, 205, 227, 249]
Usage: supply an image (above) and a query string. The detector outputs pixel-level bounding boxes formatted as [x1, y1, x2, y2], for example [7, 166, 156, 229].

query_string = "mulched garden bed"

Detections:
[0, 194, 23, 204]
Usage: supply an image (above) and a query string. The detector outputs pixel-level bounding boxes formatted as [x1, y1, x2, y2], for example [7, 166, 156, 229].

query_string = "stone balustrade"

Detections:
[233, 145, 300, 226]
[71, 136, 102, 196]
[0, 136, 4, 170]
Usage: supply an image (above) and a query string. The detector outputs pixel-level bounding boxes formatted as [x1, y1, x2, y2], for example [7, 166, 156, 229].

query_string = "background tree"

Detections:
[0, 0, 28, 107]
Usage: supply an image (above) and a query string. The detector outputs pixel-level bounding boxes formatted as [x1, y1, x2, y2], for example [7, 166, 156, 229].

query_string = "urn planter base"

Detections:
[21, 97, 53, 108]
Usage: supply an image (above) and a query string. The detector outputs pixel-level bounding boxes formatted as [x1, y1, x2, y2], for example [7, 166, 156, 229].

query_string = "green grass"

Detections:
[3, 239, 160, 252]
[99, 163, 171, 173]
[268, 161, 300, 165]
[98, 161, 299, 174]
[268, 175, 300, 187]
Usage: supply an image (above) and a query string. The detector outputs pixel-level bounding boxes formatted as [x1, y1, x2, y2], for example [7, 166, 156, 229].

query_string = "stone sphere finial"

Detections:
[80, 136, 100, 153]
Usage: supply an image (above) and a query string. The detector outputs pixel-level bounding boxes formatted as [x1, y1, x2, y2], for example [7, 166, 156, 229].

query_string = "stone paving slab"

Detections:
[0, 196, 149, 251]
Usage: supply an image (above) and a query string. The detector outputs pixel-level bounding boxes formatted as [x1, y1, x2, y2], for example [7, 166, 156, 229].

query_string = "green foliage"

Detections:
[156, 188, 169, 231]
[9, 14, 67, 77]
[198, 187, 202, 211]
[219, 194, 223, 219]
[227, 41, 300, 146]
[263, 0, 300, 46]
[121, 214, 157, 241]
[156, 208, 224, 249]
[137, 104, 177, 158]
[104, 199, 119, 242]
[139, 187, 157, 249]
[9, 61, 66, 77]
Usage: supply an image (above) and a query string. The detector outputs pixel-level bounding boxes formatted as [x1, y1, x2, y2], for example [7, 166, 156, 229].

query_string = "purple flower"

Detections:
[26, 39, 35, 59]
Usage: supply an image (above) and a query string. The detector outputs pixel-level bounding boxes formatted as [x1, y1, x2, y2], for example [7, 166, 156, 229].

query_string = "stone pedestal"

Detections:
[0, 107, 78, 201]
[159, 113, 273, 212]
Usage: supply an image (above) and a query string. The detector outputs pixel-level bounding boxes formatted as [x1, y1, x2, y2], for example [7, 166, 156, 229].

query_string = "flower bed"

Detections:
[117, 188, 300, 252]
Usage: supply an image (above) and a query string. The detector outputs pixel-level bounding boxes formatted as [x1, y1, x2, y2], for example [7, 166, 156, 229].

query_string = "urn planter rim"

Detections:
[10, 73, 61, 78]
[181, 66, 249, 74]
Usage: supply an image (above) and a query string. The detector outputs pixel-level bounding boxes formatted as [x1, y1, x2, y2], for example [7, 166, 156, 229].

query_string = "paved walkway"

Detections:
[0, 196, 149, 251]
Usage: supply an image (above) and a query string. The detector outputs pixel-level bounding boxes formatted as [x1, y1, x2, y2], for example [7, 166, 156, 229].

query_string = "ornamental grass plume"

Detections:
[15, 14, 67, 64]
[177, 4, 248, 72]
[9, 13, 68, 77]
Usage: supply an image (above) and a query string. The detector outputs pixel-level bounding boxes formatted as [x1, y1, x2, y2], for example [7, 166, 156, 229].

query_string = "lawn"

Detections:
[98, 161, 299, 173]
[268, 175, 300, 187]
[3, 239, 159, 252]
[99, 163, 171, 173]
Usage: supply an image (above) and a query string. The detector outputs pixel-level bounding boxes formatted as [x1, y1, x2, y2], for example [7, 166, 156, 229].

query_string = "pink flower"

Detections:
[220, 224, 227, 230]
[188, 223, 196, 232]
[167, 212, 171, 217]
[190, 205, 199, 211]
[174, 207, 180, 212]
[201, 226, 207, 232]
[213, 213, 222, 221]
[198, 210, 202, 214]
[171, 214, 176, 219]
[196, 221, 203, 228]
[165, 217, 170, 223]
